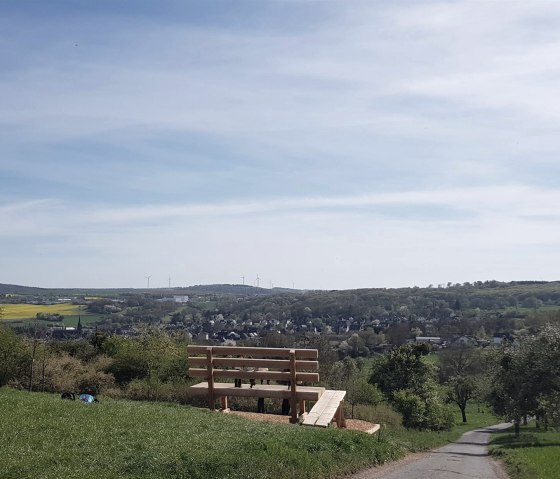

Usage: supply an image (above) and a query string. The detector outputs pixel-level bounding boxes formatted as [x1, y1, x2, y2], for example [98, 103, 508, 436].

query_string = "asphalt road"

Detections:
[349, 423, 512, 479]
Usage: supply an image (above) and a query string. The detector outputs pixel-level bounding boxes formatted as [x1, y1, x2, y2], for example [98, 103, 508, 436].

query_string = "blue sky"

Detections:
[2, 0, 560, 289]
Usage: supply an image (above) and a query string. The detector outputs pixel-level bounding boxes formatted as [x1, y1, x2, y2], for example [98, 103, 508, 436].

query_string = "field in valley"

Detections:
[0, 303, 102, 327]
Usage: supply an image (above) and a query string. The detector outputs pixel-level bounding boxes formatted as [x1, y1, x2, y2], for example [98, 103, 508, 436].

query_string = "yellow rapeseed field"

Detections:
[0, 303, 84, 320]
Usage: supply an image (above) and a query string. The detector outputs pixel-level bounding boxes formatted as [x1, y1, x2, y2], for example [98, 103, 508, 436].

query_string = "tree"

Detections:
[439, 345, 482, 381]
[103, 328, 187, 400]
[485, 325, 560, 433]
[439, 346, 482, 422]
[0, 327, 26, 387]
[347, 379, 383, 419]
[370, 344, 433, 399]
[339, 333, 369, 358]
[447, 375, 476, 423]
[370, 344, 453, 430]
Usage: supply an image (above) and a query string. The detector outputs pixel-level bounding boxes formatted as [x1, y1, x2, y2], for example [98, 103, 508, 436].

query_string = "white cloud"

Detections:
[2, 1, 560, 288]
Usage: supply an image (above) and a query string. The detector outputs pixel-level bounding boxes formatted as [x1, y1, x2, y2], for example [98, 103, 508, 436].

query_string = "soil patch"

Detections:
[229, 411, 378, 433]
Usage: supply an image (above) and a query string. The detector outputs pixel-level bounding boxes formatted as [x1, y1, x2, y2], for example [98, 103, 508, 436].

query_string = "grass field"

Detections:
[0, 304, 103, 327]
[0, 388, 404, 479]
[490, 424, 560, 479]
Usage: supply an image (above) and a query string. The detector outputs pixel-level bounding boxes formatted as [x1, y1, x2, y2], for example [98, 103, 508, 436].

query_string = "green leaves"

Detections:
[485, 325, 560, 429]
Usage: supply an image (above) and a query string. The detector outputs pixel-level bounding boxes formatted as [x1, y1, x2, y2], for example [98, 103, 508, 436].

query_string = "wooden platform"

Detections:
[302, 390, 346, 428]
[189, 382, 325, 401]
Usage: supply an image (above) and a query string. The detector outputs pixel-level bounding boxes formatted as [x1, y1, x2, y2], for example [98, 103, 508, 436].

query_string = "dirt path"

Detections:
[346, 423, 512, 479]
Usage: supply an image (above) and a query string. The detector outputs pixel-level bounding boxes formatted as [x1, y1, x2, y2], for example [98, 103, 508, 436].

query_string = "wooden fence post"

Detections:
[289, 349, 298, 424]
[206, 347, 215, 411]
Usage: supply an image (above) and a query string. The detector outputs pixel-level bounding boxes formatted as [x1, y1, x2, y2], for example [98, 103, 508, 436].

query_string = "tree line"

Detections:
[1, 322, 558, 433]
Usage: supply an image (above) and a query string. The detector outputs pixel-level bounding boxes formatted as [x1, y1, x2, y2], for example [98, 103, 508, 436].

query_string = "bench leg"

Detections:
[281, 398, 290, 416]
[289, 399, 298, 424]
[335, 402, 347, 428]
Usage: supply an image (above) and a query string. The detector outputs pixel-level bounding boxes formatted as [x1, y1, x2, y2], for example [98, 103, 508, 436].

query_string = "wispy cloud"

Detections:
[1, 1, 560, 288]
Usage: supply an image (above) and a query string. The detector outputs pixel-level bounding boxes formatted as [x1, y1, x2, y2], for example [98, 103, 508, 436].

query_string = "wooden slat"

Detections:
[303, 390, 335, 426]
[302, 390, 346, 427]
[187, 368, 319, 383]
[188, 357, 318, 371]
[187, 345, 318, 360]
[188, 382, 325, 401]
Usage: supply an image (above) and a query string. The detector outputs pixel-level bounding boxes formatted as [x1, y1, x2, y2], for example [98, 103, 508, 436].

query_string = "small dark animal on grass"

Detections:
[61, 392, 75, 400]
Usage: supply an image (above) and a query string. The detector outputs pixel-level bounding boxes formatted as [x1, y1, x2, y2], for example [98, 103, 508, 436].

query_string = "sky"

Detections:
[1, 0, 560, 290]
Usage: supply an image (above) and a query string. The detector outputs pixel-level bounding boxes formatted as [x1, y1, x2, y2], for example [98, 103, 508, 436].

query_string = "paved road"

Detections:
[349, 423, 511, 479]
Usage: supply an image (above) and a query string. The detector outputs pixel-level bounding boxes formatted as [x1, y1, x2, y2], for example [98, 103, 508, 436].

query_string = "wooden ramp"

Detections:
[302, 390, 346, 428]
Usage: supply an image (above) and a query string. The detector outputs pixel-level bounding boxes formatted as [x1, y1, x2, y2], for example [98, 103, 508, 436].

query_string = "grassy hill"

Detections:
[0, 388, 403, 479]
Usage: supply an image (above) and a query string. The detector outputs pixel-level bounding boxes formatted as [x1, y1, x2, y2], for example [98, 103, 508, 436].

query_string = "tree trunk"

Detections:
[514, 419, 520, 436]
[460, 405, 467, 423]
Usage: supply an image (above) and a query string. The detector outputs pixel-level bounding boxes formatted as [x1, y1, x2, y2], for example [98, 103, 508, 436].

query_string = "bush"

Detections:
[393, 390, 427, 429]
[393, 389, 454, 431]
[41, 353, 115, 394]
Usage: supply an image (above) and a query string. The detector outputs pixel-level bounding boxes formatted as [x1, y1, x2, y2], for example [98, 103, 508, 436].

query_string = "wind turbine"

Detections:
[145, 275, 152, 289]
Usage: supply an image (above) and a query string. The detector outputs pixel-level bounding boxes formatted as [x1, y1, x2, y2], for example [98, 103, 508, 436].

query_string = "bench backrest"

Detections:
[187, 345, 319, 384]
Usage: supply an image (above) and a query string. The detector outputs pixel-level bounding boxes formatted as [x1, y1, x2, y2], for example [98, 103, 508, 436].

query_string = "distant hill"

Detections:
[155, 283, 301, 296]
[0, 283, 48, 295]
[0, 282, 300, 297]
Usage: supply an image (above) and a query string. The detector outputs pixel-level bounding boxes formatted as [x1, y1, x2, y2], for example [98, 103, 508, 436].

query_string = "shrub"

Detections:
[393, 390, 427, 429]
[393, 389, 454, 431]
[41, 353, 115, 394]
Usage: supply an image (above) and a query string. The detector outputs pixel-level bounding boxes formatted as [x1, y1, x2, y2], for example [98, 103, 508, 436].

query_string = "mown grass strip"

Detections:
[490, 424, 560, 479]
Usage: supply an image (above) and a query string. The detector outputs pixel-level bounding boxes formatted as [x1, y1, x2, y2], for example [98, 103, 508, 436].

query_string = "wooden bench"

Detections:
[302, 389, 347, 428]
[187, 345, 323, 424]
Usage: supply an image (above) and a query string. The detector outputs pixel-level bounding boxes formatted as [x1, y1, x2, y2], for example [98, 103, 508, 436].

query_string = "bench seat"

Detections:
[189, 382, 325, 401]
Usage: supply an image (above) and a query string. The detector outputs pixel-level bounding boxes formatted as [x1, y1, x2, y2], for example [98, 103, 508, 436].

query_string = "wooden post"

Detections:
[299, 399, 306, 416]
[206, 347, 215, 411]
[336, 402, 347, 428]
[220, 396, 229, 412]
[289, 349, 298, 424]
